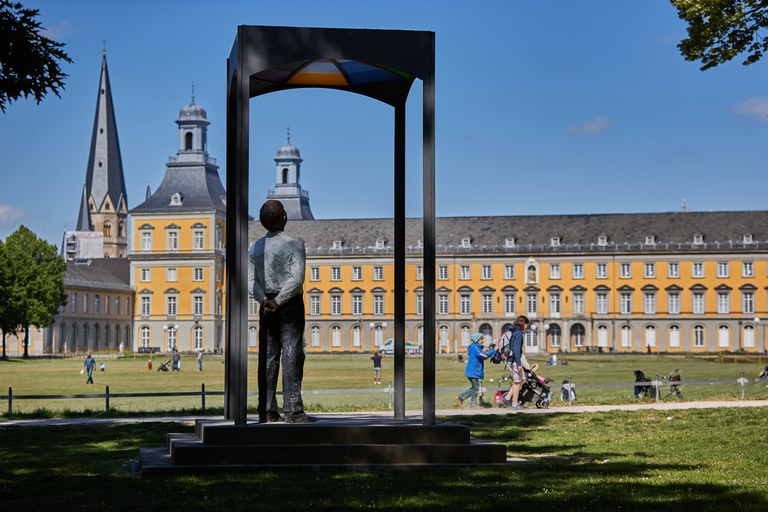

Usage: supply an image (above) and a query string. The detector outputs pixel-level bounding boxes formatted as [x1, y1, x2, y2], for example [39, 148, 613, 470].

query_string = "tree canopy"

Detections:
[0, 0, 72, 112]
[1, 226, 66, 357]
[671, 0, 768, 70]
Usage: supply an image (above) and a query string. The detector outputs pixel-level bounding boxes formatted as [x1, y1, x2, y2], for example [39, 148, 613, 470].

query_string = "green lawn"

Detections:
[1, 353, 767, 416]
[0, 408, 766, 511]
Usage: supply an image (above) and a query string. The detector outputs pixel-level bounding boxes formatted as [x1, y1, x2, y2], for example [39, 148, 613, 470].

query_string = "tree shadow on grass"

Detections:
[0, 420, 766, 512]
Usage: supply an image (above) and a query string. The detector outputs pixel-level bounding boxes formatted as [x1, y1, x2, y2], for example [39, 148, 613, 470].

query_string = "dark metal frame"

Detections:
[225, 25, 436, 425]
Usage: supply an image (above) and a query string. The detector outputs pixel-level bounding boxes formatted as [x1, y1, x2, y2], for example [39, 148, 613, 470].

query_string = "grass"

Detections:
[1, 353, 768, 416]
[0, 408, 767, 511]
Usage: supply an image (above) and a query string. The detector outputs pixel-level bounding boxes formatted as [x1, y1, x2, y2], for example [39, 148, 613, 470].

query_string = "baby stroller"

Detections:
[157, 359, 172, 372]
[634, 370, 657, 399]
[520, 366, 553, 408]
[495, 365, 552, 409]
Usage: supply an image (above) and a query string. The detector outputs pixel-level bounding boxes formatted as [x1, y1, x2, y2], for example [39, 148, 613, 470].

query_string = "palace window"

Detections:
[620, 292, 632, 314]
[743, 262, 754, 277]
[573, 293, 584, 315]
[167, 268, 177, 282]
[717, 292, 730, 314]
[692, 292, 705, 314]
[504, 265, 515, 280]
[310, 296, 320, 316]
[331, 295, 342, 316]
[482, 293, 493, 314]
[310, 267, 320, 281]
[193, 230, 204, 250]
[352, 295, 363, 316]
[459, 265, 470, 280]
[717, 262, 729, 278]
[460, 294, 471, 315]
[504, 293, 515, 316]
[668, 293, 680, 315]
[549, 264, 560, 279]
[644, 263, 655, 278]
[373, 266, 384, 281]
[193, 268, 203, 281]
[644, 293, 656, 314]
[596, 293, 608, 314]
[481, 265, 492, 280]
[438, 265, 449, 280]
[693, 262, 704, 278]
[352, 266, 362, 281]
[572, 264, 584, 279]
[620, 263, 631, 278]
[438, 294, 449, 315]
[743, 292, 755, 314]
[193, 296, 204, 316]
[668, 262, 680, 278]
[331, 267, 341, 281]
[596, 263, 607, 279]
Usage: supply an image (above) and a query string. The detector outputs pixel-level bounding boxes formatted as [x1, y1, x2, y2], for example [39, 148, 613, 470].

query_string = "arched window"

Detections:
[93, 324, 100, 350]
[70, 323, 77, 352]
[331, 325, 342, 348]
[141, 326, 150, 349]
[693, 325, 705, 348]
[416, 325, 424, 345]
[668, 325, 681, 348]
[460, 325, 471, 346]
[352, 325, 362, 348]
[743, 325, 755, 349]
[103, 223, 112, 237]
[248, 326, 258, 347]
[115, 325, 120, 347]
[185, 132, 193, 150]
[549, 324, 562, 348]
[438, 325, 450, 352]
[479, 323, 493, 339]
[104, 325, 110, 350]
[59, 323, 65, 353]
[595, 324, 607, 348]
[571, 323, 585, 348]
[644, 325, 656, 348]
[718, 325, 730, 349]
[194, 326, 203, 350]
[83, 323, 89, 349]
[310, 325, 321, 347]
[282, 167, 289, 184]
[621, 324, 632, 348]
[167, 325, 177, 351]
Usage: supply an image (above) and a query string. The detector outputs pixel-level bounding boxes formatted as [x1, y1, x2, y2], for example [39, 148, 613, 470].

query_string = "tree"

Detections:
[3, 226, 66, 357]
[671, 0, 768, 70]
[0, 0, 72, 112]
[0, 238, 13, 359]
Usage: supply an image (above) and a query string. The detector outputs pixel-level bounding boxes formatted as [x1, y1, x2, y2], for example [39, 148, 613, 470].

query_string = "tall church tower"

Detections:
[266, 131, 314, 220]
[78, 50, 129, 258]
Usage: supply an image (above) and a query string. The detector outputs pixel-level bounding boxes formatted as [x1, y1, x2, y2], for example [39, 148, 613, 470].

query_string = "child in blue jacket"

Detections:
[456, 333, 497, 408]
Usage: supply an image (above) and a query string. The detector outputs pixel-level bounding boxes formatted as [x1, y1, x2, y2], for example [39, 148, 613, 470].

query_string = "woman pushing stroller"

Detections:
[500, 315, 529, 410]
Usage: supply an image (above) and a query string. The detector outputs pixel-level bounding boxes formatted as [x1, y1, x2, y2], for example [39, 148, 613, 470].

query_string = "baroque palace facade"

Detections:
[23, 56, 768, 357]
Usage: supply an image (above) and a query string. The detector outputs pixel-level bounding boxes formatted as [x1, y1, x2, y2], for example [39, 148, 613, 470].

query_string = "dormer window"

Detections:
[551, 237, 561, 247]
[332, 240, 343, 250]
[375, 239, 386, 249]
[645, 235, 656, 245]
[743, 233, 753, 244]
[505, 238, 516, 248]
[461, 237, 472, 248]
[416, 239, 423, 249]
[693, 233, 703, 245]
[597, 235, 608, 246]
[170, 193, 183, 206]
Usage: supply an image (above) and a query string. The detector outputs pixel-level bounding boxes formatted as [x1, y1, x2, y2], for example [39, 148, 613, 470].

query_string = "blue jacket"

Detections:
[507, 325, 524, 366]
[464, 343, 496, 380]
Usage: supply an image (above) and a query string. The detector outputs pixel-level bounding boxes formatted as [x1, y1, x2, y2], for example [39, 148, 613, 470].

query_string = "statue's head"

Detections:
[260, 200, 287, 232]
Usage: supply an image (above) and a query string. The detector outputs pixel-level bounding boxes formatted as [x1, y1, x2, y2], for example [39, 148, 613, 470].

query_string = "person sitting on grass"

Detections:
[456, 333, 496, 409]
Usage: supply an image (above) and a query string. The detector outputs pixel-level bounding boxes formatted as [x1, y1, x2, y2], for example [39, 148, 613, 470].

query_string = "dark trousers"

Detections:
[259, 294, 306, 416]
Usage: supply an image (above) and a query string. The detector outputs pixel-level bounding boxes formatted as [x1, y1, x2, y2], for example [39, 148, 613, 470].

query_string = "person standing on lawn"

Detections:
[456, 333, 496, 408]
[501, 315, 529, 409]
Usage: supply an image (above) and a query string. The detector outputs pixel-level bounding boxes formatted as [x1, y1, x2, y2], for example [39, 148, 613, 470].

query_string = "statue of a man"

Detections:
[248, 200, 314, 423]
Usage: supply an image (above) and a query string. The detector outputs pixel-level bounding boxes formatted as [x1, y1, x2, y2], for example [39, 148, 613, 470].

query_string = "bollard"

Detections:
[387, 380, 393, 410]
[105, 385, 110, 412]
[655, 373, 660, 402]
[201, 383, 206, 413]
[8, 387, 12, 416]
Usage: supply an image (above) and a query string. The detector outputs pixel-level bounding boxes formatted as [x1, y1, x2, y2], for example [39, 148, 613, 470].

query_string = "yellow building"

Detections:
[247, 212, 768, 355]
[129, 99, 226, 354]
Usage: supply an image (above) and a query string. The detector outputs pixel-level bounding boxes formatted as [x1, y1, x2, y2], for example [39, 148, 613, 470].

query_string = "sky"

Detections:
[1, 1, 767, 247]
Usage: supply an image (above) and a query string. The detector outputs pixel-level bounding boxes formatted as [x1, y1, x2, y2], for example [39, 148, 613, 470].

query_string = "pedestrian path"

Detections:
[1, 399, 767, 428]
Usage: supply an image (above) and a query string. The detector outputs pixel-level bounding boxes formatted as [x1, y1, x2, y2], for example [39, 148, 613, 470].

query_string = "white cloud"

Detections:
[0, 205, 25, 228]
[569, 116, 613, 134]
[733, 96, 768, 122]
[41, 20, 76, 40]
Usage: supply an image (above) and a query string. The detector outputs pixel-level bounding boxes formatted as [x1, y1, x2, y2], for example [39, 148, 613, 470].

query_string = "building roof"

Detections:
[130, 165, 226, 214]
[248, 210, 768, 255]
[64, 258, 132, 292]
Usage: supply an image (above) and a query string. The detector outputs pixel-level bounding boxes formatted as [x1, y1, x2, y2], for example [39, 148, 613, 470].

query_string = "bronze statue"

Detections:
[249, 200, 314, 423]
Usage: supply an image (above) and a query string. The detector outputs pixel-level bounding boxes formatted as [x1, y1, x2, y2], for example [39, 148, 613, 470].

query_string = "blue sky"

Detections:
[1, 1, 766, 246]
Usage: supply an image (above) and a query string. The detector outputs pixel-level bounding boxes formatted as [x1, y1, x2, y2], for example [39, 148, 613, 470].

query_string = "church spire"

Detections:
[76, 181, 91, 231]
[80, 51, 129, 258]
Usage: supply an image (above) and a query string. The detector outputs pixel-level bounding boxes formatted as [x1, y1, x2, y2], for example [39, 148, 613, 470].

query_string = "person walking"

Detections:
[83, 353, 96, 384]
[370, 351, 384, 385]
[456, 333, 496, 408]
[501, 315, 529, 409]
[249, 199, 314, 424]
